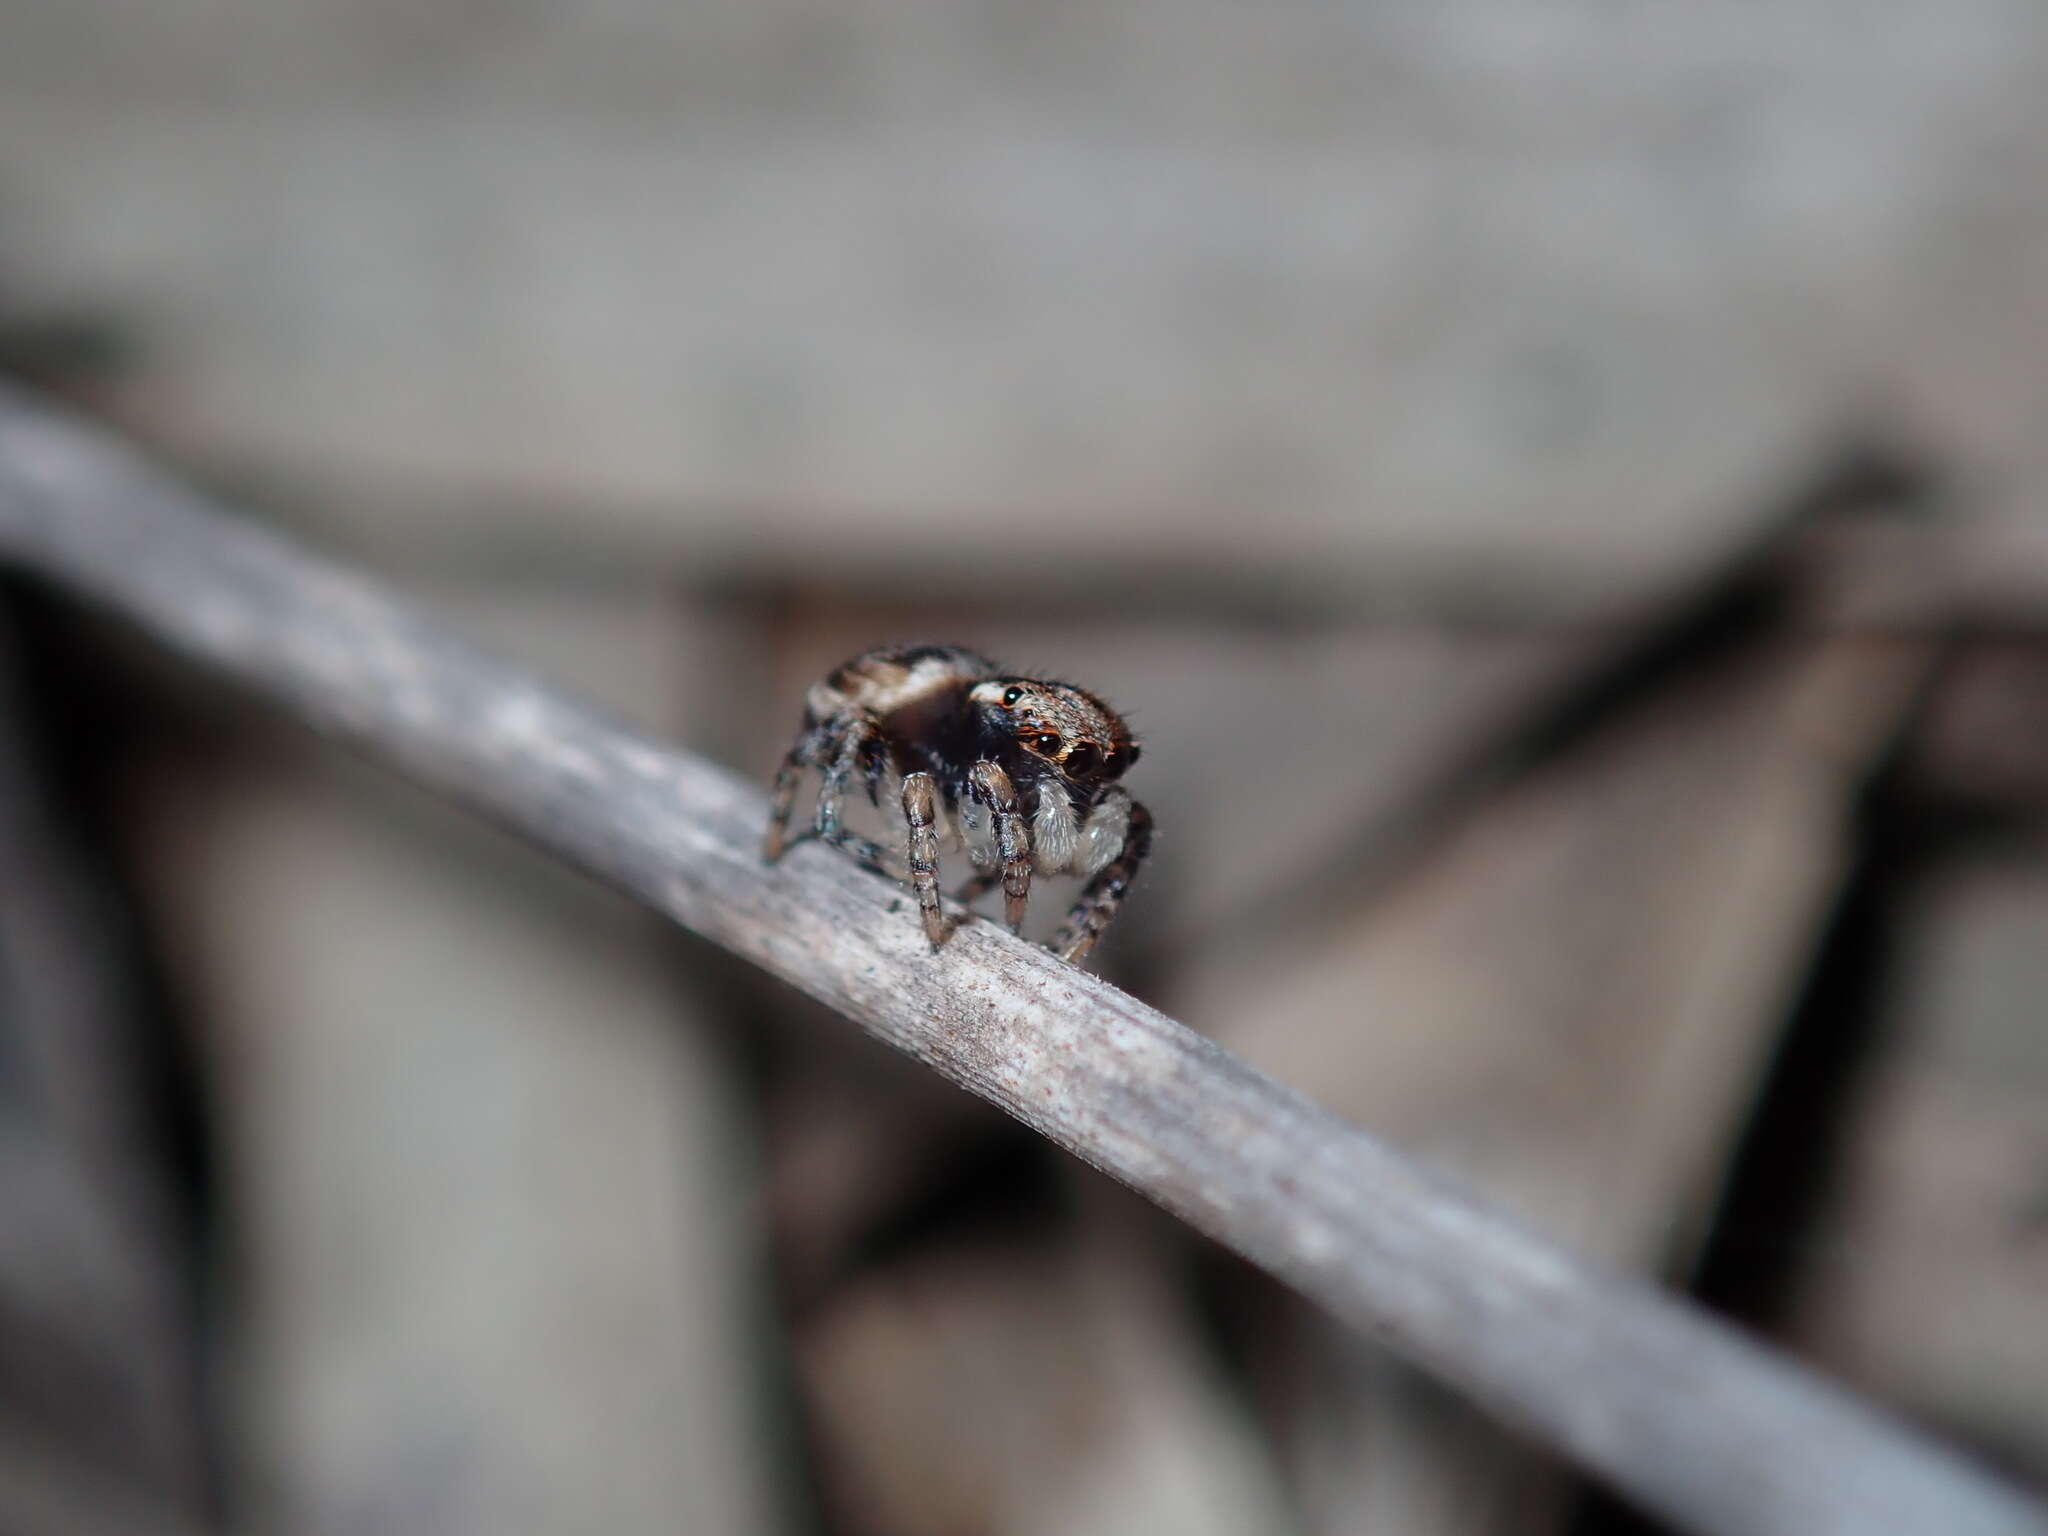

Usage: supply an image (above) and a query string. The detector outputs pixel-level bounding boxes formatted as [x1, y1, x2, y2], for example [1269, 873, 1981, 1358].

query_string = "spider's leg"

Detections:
[816, 713, 897, 875]
[901, 771, 946, 949]
[763, 709, 840, 861]
[967, 761, 1032, 933]
[809, 712, 865, 842]
[1051, 800, 1152, 964]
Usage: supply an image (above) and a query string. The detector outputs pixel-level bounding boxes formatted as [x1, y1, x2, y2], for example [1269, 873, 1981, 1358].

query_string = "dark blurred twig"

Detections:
[0, 383, 2038, 1536]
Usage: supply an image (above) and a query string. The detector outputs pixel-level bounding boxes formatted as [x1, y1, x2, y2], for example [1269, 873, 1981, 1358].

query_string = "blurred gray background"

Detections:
[0, 4, 2045, 1533]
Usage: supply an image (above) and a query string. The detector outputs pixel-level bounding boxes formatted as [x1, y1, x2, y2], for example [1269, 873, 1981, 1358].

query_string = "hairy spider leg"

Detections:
[765, 707, 883, 862]
[1051, 801, 1153, 963]
[901, 772, 945, 949]
[761, 716, 827, 862]
[814, 711, 897, 874]
[966, 761, 1032, 932]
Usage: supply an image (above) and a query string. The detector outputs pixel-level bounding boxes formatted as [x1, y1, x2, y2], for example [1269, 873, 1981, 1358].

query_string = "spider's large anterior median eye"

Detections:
[1032, 733, 1061, 755]
[1001, 686, 1024, 706]
[1064, 743, 1097, 773]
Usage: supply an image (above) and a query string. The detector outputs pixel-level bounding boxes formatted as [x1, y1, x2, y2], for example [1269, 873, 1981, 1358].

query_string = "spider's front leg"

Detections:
[1051, 801, 1153, 964]
[901, 772, 946, 949]
[966, 761, 1033, 933]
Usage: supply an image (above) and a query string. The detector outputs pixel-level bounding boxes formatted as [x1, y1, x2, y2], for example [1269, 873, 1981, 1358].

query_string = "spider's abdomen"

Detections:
[805, 644, 992, 722]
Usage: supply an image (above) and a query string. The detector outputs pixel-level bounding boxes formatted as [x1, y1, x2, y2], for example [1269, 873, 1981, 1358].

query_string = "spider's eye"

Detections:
[1031, 733, 1061, 755]
[1001, 686, 1024, 707]
[1064, 743, 1097, 773]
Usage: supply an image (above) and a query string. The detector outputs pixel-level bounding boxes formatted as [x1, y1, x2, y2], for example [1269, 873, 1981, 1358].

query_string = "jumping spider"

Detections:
[763, 644, 1151, 964]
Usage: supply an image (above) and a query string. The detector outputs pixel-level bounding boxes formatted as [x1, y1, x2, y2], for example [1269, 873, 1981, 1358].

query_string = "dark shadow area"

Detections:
[2, 585, 221, 1246]
[0, 580, 226, 1519]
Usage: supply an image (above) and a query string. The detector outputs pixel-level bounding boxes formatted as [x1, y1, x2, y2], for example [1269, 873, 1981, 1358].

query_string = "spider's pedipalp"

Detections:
[1077, 789, 1133, 879]
[1029, 780, 1080, 873]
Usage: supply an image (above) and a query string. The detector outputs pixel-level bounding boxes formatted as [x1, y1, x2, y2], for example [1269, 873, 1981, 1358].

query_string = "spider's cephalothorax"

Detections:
[762, 644, 1151, 964]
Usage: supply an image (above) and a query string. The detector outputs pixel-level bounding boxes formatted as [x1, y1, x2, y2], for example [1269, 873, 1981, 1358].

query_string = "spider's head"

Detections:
[970, 678, 1141, 785]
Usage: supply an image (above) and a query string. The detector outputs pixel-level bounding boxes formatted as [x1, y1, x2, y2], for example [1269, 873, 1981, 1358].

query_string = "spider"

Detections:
[762, 643, 1151, 964]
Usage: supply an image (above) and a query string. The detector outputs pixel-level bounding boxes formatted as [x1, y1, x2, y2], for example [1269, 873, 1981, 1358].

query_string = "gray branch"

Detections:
[0, 383, 2037, 1536]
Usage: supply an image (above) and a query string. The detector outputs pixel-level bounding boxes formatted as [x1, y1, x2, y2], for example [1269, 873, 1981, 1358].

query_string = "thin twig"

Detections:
[0, 384, 2038, 1536]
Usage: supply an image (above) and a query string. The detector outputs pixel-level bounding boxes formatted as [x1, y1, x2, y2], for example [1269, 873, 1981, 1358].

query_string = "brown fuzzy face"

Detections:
[970, 678, 1140, 783]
